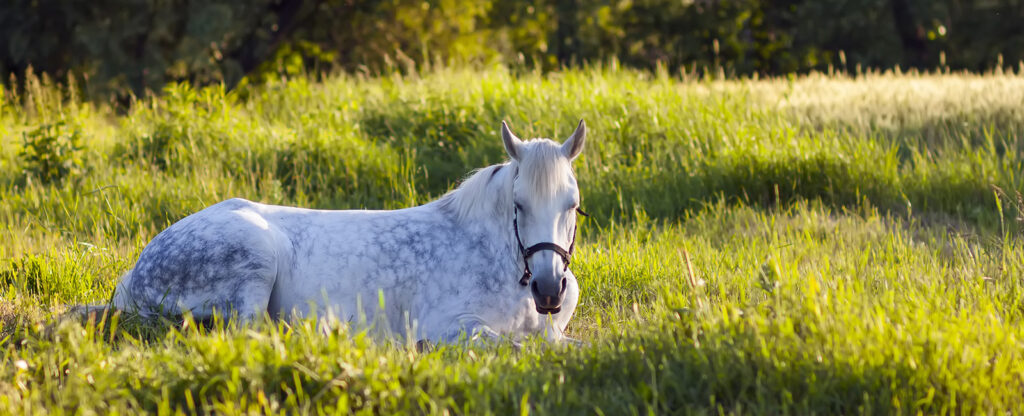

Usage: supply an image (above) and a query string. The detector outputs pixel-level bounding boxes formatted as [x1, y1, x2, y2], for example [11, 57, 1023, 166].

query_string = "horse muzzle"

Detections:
[531, 276, 567, 314]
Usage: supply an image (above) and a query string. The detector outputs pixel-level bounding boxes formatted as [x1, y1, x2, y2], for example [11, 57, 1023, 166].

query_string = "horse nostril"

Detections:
[559, 277, 567, 295]
[531, 280, 541, 296]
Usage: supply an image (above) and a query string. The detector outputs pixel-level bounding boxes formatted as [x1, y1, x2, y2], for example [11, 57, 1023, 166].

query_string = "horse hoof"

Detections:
[416, 339, 435, 353]
[564, 337, 584, 347]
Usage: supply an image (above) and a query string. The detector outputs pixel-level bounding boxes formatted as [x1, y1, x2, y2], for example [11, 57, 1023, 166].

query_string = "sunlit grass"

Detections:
[2, 66, 1024, 413]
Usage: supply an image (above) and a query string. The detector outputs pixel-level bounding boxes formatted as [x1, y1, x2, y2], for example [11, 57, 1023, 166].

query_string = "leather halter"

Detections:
[513, 204, 588, 286]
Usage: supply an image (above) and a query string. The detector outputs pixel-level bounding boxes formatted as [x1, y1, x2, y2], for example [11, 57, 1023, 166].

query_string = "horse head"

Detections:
[501, 119, 586, 314]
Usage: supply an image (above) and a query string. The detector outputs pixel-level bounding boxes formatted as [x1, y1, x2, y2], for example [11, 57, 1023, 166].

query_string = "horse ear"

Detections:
[501, 121, 523, 161]
[561, 119, 586, 161]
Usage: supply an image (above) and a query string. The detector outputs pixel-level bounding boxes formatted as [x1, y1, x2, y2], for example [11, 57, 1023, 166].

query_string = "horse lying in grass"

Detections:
[102, 120, 588, 344]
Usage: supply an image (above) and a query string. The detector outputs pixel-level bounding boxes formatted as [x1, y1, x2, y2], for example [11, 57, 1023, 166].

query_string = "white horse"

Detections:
[107, 120, 588, 343]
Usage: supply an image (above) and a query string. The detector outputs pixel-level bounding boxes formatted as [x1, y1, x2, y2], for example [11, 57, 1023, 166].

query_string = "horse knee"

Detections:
[439, 322, 500, 344]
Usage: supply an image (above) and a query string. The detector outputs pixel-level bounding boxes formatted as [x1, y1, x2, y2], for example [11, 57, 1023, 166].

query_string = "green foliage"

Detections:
[18, 120, 85, 184]
[0, 250, 107, 305]
[2, 68, 1024, 413]
[3, 0, 1024, 98]
[0, 255, 46, 296]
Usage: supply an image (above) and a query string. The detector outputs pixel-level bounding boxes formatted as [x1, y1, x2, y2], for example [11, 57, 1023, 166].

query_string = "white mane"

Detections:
[439, 139, 574, 222]
[438, 162, 514, 221]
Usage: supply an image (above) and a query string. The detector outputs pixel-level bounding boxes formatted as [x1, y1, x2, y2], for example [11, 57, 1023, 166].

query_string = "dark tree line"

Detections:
[1, 0, 1022, 98]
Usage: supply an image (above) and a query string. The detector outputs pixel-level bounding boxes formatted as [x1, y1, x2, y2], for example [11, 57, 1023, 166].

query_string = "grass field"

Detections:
[2, 66, 1024, 414]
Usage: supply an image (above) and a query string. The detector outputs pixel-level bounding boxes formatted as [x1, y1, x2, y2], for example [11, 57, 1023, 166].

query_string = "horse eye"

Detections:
[515, 202, 524, 211]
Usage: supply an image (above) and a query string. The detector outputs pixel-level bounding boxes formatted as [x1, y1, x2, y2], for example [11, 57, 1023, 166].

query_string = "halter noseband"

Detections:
[513, 204, 588, 286]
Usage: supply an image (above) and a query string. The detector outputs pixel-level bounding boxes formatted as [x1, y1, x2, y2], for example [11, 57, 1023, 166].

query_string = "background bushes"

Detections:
[2, 0, 1023, 99]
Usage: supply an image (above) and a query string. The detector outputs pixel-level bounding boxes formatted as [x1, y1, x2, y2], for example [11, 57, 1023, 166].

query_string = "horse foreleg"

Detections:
[541, 319, 582, 345]
[437, 320, 502, 344]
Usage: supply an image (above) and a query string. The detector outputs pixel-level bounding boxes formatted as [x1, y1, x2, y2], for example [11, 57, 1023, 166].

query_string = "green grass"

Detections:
[3, 66, 1024, 413]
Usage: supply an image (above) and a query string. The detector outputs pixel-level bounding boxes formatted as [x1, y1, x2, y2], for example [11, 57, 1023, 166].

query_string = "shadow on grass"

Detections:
[0, 306, 201, 351]
[0, 300, 995, 414]
[360, 105, 507, 196]
[446, 321, 973, 414]
[581, 150, 1008, 233]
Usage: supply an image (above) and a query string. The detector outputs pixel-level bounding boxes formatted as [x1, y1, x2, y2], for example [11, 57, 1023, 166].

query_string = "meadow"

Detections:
[2, 66, 1024, 414]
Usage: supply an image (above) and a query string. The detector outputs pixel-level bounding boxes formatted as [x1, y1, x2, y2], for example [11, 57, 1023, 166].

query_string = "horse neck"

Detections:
[440, 161, 521, 262]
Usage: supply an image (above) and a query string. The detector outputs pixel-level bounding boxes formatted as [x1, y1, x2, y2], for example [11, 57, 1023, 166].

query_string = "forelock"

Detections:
[516, 139, 575, 197]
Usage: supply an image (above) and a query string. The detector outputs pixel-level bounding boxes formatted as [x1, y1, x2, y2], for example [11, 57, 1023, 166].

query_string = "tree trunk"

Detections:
[226, 0, 315, 90]
[889, 0, 927, 68]
[555, 0, 578, 67]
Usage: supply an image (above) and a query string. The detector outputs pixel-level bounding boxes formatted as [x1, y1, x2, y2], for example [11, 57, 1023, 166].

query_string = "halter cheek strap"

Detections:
[514, 207, 579, 286]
